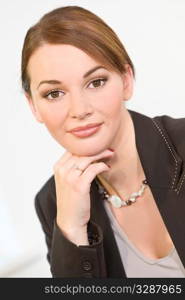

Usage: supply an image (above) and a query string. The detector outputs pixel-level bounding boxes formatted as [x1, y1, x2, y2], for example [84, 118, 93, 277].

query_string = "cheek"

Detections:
[37, 103, 67, 130]
[96, 86, 123, 117]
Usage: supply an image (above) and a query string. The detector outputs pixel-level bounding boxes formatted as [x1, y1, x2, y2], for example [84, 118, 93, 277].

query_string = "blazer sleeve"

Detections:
[34, 187, 107, 278]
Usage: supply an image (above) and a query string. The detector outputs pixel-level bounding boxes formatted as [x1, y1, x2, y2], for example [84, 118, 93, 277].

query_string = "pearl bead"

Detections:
[97, 178, 148, 208]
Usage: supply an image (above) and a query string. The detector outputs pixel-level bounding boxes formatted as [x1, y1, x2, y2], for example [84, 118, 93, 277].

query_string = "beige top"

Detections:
[103, 199, 185, 278]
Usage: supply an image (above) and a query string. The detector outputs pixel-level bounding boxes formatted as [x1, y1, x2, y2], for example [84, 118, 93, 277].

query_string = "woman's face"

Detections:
[26, 44, 133, 156]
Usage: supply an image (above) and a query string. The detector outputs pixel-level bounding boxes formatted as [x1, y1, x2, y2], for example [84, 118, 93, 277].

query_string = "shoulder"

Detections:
[36, 174, 56, 201]
[34, 174, 56, 224]
[152, 113, 185, 160]
[153, 113, 185, 137]
[129, 108, 185, 141]
[129, 109, 185, 160]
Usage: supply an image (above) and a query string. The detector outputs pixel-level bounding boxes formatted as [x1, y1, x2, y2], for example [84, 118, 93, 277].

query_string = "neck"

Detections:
[99, 109, 145, 196]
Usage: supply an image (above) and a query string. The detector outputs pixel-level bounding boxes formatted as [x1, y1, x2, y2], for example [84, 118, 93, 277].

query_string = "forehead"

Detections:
[28, 44, 106, 80]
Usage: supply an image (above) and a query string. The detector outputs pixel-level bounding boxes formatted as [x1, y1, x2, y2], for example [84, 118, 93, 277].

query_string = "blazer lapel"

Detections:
[90, 109, 185, 277]
[127, 110, 185, 267]
[90, 179, 127, 277]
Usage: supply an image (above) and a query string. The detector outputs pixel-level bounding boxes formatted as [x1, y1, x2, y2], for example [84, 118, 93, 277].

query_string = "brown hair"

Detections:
[21, 6, 135, 95]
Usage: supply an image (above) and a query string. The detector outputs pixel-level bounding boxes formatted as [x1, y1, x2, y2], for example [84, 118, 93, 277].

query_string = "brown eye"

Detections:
[50, 91, 60, 98]
[88, 78, 107, 89]
[45, 90, 64, 100]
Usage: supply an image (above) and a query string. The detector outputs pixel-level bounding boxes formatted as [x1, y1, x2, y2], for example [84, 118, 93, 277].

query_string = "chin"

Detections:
[57, 132, 113, 156]
[71, 148, 104, 157]
[66, 142, 109, 157]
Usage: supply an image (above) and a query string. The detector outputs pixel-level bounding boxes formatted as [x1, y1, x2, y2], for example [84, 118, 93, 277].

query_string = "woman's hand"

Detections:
[53, 149, 114, 246]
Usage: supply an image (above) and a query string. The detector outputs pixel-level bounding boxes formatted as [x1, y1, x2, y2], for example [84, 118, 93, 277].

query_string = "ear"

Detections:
[122, 64, 134, 101]
[25, 93, 44, 123]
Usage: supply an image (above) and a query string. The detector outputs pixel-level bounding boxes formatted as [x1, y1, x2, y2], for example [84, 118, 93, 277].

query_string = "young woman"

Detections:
[21, 6, 185, 278]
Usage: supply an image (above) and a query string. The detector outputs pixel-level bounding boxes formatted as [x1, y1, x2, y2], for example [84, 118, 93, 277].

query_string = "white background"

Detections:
[0, 0, 185, 277]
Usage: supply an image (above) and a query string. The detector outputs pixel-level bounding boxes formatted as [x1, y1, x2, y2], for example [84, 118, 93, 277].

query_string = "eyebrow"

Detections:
[37, 65, 106, 89]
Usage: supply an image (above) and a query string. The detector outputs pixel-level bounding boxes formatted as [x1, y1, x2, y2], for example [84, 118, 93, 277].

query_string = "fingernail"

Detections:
[108, 148, 114, 152]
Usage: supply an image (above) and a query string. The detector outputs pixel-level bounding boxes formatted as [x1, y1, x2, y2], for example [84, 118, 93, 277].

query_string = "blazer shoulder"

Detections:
[35, 174, 56, 227]
[153, 114, 185, 133]
[152, 114, 185, 160]
[152, 114, 185, 139]
[36, 174, 56, 201]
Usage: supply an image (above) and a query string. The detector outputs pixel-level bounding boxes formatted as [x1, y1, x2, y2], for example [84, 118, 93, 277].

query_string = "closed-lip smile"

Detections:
[68, 122, 103, 132]
[68, 122, 103, 138]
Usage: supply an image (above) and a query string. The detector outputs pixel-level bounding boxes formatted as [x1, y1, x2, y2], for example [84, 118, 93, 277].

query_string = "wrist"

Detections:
[56, 220, 89, 246]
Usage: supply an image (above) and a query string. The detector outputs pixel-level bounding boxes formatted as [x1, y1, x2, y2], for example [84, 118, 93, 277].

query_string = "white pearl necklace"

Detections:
[97, 179, 148, 208]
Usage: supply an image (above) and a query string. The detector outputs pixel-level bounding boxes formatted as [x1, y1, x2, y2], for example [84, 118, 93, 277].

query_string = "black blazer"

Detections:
[35, 109, 185, 278]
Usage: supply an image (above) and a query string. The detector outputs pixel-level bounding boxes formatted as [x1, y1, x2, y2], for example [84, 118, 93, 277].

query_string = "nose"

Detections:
[68, 91, 93, 119]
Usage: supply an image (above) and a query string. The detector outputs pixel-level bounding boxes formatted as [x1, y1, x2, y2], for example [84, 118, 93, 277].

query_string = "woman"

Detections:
[21, 6, 185, 278]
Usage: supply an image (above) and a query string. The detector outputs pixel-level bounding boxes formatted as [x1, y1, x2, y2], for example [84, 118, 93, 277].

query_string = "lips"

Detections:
[69, 123, 103, 132]
[68, 123, 103, 138]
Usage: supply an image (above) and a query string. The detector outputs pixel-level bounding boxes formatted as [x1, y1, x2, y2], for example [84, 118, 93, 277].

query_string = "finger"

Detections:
[69, 149, 114, 173]
[54, 148, 114, 177]
[81, 162, 110, 186]
[53, 151, 72, 171]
